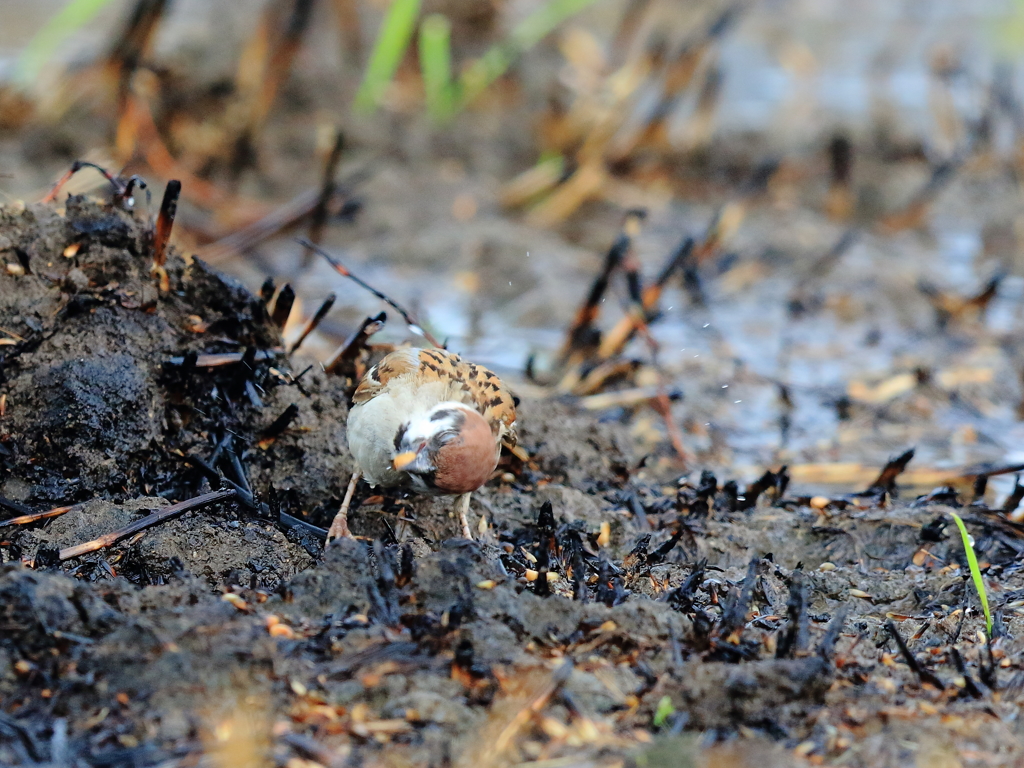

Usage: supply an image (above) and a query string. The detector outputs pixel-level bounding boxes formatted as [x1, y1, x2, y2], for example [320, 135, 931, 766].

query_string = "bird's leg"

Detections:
[456, 493, 473, 540]
[327, 470, 362, 542]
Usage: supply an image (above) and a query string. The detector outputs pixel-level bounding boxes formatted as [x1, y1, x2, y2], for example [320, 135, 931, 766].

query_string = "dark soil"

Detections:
[2, 202, 1024, 768]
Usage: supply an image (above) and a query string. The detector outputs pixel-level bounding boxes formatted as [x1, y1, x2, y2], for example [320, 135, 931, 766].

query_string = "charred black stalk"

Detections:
[776, 570, 808, 659]
[534, 501, 556, 597]
[229, 346, 260, 402]
[972, 474, 989, 505]
[885, 619, 945, 689]
[737, 469, 778, 511]
[0, 496, 34, 518]
[323, 312, 387, 377]
[262, 404, 300, 439]
[453, 636, 475, 677]
[950, 647, 985, 698]
[180, 351, 198, 379]
[829, 134, 852, 186]
[650, 528, 684, 564]
[693, 470, 717, 515]
[667, 559, 706, 613]
[288, 293, 336, 354]
[13, 248, 31, 275]
[152, 180, 181, 276]
[774, 465, 791, 501]
[865, 448, 915, 498]
[367, 541, 400, 626]
[564, 529, 589, 602]
[1003, 475, 1024, 515]
[278, 512, 328, 541]
[271, 285, 296, 328]
[716, 479, 739, 514]
[397, 543, 415, 588]
[260, 277, 276, 305]
[559, 223, 633, 362]
[623, 535, 650, 575]
[981, 617, 1001, 690]
[594, 560, 628, 607]
[720, 557, 759, 636]
[625, 490, 650, 531]
[224, 439, 252, 497]
[816, 605, 848, 660]
[184, 455, 254, 510]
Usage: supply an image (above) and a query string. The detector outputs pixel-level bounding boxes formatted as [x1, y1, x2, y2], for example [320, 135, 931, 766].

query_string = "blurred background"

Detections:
[2, 0, 1024, 494]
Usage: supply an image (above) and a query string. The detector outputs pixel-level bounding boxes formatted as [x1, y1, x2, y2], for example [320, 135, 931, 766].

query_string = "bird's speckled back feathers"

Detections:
[352, 347, 517, 447]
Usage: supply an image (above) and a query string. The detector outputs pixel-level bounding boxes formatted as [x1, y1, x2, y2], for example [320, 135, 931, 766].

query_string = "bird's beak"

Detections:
[393, 450, 434, 474]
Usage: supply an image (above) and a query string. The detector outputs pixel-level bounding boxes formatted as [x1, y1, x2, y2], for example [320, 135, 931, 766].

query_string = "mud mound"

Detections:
[1, 201, 1023, 767]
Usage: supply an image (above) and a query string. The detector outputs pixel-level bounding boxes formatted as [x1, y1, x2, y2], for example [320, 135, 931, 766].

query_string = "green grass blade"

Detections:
[457, 0, 600, 108]
[354, 0, 422, 114]
[652, 695, 675, 727]
[15, 0, 117, 86]
[419, 14, 454, 122]
[509, 0, 600, 50]
[949, 511, 992, 637]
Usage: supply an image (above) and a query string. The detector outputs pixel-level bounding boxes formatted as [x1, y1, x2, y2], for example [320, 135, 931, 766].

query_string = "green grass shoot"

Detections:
[357, 0, 599, 118]
[652, 695, 675, 727]
[458, 0, 600, 108]
[949, 511, 992, 637]
[419, 14, 454, 121]
[354, 0, 422, 113]
[15, 0, 117, 86]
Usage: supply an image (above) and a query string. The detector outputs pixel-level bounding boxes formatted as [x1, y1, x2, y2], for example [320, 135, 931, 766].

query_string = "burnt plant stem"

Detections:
[776, 570, 808, 658]
[885, 619, 944, 689]
[60, 490, 236, 561]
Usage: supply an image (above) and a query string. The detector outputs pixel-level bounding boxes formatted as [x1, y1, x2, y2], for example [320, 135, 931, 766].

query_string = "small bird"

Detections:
[327, 346, 518, 541]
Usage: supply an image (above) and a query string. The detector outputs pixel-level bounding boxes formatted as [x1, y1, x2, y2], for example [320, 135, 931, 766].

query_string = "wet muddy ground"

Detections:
[3, 0, 1024, 766]
[1, 201, 1024, 767]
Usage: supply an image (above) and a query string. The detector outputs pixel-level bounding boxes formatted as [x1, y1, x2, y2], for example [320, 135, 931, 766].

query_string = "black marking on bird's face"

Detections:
[512, 395, 521, 407]
[393, 422, 408, 451]
[424, 408, 465, 452]
[430, 407, 459, 422]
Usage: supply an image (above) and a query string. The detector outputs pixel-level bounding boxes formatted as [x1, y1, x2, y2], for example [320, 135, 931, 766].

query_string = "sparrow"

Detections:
[327, 346, 518, 541]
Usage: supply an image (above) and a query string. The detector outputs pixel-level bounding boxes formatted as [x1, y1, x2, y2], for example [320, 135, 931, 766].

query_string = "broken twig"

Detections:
[60, 489, 236, 561]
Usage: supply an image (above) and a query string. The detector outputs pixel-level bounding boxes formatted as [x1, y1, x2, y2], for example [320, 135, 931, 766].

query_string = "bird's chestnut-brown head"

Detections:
[391, 402, 498, 495]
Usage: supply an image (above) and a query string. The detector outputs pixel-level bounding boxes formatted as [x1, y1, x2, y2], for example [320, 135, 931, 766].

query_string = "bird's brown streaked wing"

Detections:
[354, 346, 518, 446]
[416, 348, 518, 447]
[351, 347, 422, 405]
